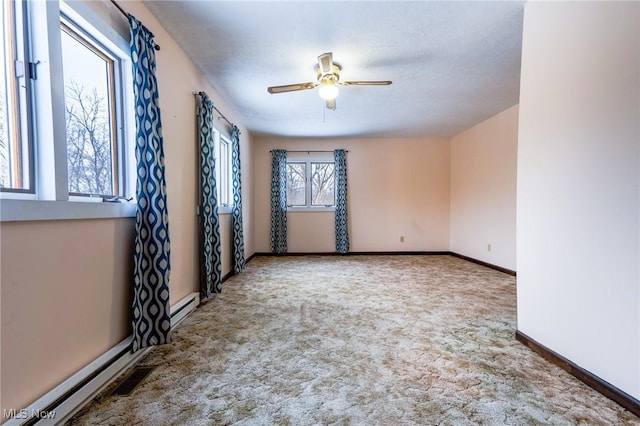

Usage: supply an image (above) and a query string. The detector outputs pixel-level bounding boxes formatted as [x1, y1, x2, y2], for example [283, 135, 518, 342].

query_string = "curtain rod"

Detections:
[194, 91, 238, 132]
[110, 0, 161, 51]
[270, 150, 349, 153]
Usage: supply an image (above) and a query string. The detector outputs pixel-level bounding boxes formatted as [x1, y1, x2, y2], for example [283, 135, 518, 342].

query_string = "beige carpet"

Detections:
[69, 255, 639, 425]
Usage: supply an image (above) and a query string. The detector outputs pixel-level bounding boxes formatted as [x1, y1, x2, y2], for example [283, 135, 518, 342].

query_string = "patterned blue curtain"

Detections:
[270, 149, 288, 253]
[198, 94, 222, 298]
[128, 15, 171, 352]
[231, 125, 246, 273]
[334, 149, 349, 254]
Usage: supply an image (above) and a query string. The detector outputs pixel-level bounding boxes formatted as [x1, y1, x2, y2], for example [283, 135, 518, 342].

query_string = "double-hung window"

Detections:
[1, 0, 135, 220]
[61, 17, 121, 197]
[211, 128, 232, 213]
[286, 158, 335, 210]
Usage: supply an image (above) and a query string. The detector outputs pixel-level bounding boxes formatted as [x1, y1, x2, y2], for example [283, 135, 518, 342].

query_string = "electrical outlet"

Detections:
[400, 236, 405, 243]
[487, 244, 492, 252]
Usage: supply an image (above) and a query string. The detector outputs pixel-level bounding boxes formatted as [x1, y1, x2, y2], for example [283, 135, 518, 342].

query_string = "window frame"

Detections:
[310, 161, 336, 207]
[212, 128, 233, 214]
[60, 17, 121, 198]
[286, 161, 306, 207]
[0, 0, 136, 221]
[1, 0, 35, 193]
[286, 157, 336, 212]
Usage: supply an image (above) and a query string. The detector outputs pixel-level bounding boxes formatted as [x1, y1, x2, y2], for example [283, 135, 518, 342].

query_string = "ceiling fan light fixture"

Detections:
[266, 52, 391, 110]
[318, 84, 339, 101]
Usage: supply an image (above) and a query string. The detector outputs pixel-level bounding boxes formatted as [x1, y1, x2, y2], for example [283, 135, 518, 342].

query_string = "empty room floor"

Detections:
[69, 255, 639, 425]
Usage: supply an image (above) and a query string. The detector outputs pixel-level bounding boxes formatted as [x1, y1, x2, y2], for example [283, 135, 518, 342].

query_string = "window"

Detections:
[0, 0, 32, 191]
[61, 19, 120, 196]
[209, 129, 232, 212]
[1, 0, 135, 221]
[286, 162, 305, 206]
[218, 135, 230, 207]
[286, 159, 335, 209]
[311, 162, 335, 206]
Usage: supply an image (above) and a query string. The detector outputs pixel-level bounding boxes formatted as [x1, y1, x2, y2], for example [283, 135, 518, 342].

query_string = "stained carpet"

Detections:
[69, 255, 639, 425]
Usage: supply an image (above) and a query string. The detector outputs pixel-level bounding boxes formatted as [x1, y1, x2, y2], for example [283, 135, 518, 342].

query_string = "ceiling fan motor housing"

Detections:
[317, 64, 341, 84]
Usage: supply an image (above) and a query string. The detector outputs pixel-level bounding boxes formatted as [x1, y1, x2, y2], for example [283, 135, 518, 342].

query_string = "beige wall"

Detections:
[253, 136, 451, 253]
[517, 2, 639, 398]
[1, 219, 135, 414]
[1, 0, 253, 413]
[450, 105, 518, 270]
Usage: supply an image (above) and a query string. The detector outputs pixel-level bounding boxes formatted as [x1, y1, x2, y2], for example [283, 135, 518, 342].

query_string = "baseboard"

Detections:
[252, 251, 516, 277]
[349, 251, 451, 256]
[515, 330, 640, 417]
[219, 254, 256, 281]
[253, 251, 450, 257]
[4, 292, 200, 426]
[222, 270, 235, 282]
[449, 252, 516, 276]
[253, 252, 339, 256]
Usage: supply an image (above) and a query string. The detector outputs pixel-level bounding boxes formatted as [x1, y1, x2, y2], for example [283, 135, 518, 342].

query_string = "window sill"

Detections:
[0, 199, 136, 222]
[287, 207, 335, 213]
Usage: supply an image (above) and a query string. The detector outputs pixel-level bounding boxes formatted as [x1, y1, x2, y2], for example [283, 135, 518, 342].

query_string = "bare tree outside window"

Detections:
[311, 162, 335, 206]
[285, 160, 335, 208]
[61, 23, 117, 196]
[65, 81, 113, 195]
[286, 162, 305, 206]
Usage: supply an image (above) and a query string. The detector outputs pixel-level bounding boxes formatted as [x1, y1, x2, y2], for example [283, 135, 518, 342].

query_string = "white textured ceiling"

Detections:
[143, 1, 524, 138]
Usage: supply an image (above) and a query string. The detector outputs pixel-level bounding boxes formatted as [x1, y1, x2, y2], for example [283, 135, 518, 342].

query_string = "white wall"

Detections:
[517, 2, 639, 398]
[253, 136, 451, 253]
[450, 105, 518, 270]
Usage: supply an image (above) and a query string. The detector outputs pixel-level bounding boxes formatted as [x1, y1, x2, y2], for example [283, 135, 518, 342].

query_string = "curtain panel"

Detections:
[197, 94, 223, 298]
[334, 149, 349, 254]
[231, 125, 246, 273]
[128, 15, 171, 352]
[270, 149, 288, 253]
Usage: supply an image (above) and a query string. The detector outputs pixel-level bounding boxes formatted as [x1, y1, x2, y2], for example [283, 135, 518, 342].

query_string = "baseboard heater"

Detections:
[4, 292, 200, 426]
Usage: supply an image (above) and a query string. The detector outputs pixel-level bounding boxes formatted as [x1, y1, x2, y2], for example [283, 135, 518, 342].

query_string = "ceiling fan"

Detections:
[267, 52, 392, 111]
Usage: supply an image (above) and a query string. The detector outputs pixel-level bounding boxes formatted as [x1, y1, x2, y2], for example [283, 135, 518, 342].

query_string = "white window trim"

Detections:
[215, 130, 233, 214]
[287, 206, 335, 213]
[0, 0, 136, 221]
[0, 199, 136, 222]
[286, 156, 335, 212]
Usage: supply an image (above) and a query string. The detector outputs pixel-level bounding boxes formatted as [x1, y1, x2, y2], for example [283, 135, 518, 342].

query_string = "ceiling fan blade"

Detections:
[318, 52, 333, 75]
[325, 98, 336, 111]
[267, 82, 317, 94]
[339, 80, 393, 86]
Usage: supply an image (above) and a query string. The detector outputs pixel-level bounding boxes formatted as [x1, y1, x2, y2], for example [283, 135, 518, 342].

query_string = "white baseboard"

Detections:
[3, 292, 200, 426]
